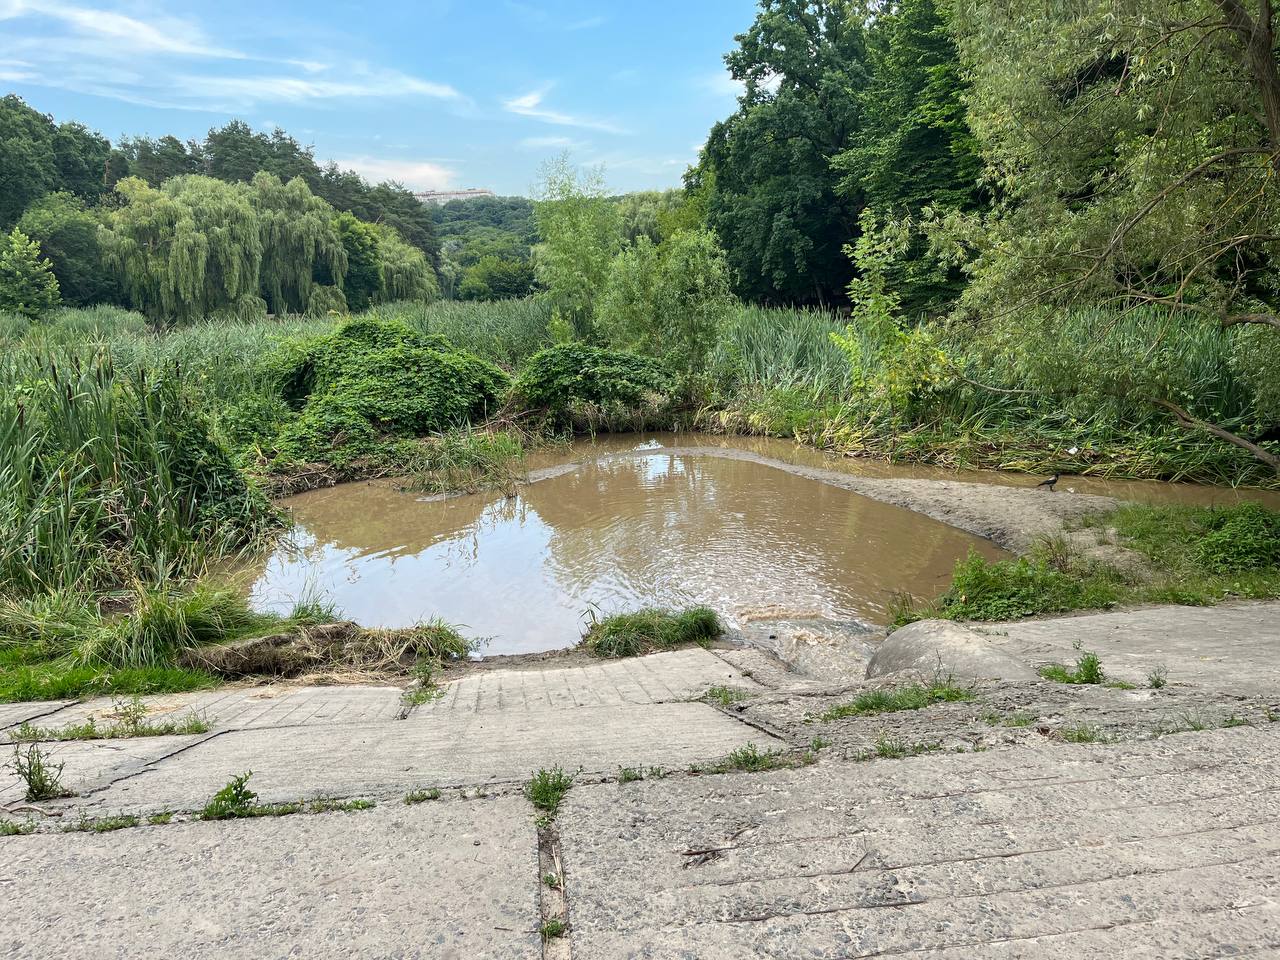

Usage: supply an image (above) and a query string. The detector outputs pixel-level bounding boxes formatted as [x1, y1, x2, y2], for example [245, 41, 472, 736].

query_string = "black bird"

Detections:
[1037, 473, 1060, 492]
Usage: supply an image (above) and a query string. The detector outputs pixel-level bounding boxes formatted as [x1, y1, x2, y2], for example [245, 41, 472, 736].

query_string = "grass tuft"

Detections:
[7, 743, 73, 801]
[581, 606, 721, 658]
[820, 679, 975, 721]
[524, 766, 574, 815]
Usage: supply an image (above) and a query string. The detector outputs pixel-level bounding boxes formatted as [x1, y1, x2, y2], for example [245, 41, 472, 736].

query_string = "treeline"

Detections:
[0, 97, 438, 319]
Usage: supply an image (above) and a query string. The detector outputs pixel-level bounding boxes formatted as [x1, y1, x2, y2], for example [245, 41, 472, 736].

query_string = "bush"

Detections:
[267, 317, 510, 464]
[582, 606, 722, 658]
[1196, 503, 1280, 572]
[513, 343, 677, 430]
[930, 551, 1119, 621]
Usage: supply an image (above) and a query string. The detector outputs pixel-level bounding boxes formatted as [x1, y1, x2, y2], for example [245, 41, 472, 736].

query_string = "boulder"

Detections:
[866, 619, 1037, 681]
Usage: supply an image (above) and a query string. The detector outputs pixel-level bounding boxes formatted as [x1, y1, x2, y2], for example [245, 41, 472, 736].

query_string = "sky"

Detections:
[0, 0, 759, 196]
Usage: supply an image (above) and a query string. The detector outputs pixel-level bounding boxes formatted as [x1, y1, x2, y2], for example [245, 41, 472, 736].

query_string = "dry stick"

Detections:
[1148, 397, 1280, 473]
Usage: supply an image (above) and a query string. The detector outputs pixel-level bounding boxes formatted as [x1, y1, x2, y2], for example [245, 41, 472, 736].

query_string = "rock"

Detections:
[866, 619, 1037, 681]
[178, 622, 359, 677]
[735, 617, 877, 682]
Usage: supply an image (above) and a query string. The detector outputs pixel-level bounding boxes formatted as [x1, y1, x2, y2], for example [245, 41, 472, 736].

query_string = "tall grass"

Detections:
[362, 299, 552, 367]
[714, 305, 851, 396]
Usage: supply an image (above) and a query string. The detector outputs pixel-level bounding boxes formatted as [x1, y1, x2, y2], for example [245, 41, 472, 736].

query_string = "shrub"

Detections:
[930, 551, 1119, 621]
[513, 343, 677, 430]
[582, 606, 721, 658]
[267, 317, 510, 463]
[1195, 503, 1280, 573]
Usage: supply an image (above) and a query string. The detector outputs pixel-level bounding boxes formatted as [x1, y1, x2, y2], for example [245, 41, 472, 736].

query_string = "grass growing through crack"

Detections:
[854, 736, 943, 760]
[64, 813, 140, 833]
[1059, 723, 1110, 743]
[1038, 646, 1106, 685]
[540, 918, 567, 941]
[200, 773, 375, 820]
[982, 710, 1036, 728]
[581, 606, 721, 658]
[7, 743, 73, 801]
[819, 679, 975, 721]
[525, 767, 574, 816]
[690, 742, 807, 775]
[704, 685, 751, 707]
[8, 696, 210, 742]
[405, 788, 442, 804]
[618, 765, 666, 784]
[1, 819, 36, 836]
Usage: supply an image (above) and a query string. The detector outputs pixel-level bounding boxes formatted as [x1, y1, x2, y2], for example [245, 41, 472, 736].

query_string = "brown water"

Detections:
[249, 446, 1008, 655]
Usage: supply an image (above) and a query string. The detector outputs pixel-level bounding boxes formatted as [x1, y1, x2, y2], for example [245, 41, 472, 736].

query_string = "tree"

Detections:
[51, 121, 112, 203]
[17, 192, 119, 306]
[831, 0, 981, 318]
[694, 1, 868, 304]
[332, 213, 381, 311]
[100, 176, 264, 322]
[949, 0, 1280, 474]
[533, 156, 622, 338]
[116, 135, 202, 186]
[248, 173, 346, 314]
[0, 96, 57, 229]
[458, 256, 536, 301]
[370, 223, 440, 303]
[0, 228, 61, 319]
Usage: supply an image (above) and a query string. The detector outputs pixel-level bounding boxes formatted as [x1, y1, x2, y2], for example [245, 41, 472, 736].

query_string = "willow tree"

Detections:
[948, 0, 1280, 474]
[101, 176, 263, 322]
[248, 172, 346, 314]
[370, 222, 439, 303]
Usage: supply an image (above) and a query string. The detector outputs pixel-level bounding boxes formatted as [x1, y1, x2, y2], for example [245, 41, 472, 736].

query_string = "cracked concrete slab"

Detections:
[983, 601, 1280, 693]
[558, 727, 1280, 959]
[0, 734, 206, 807]
[0, 797, 540, 960]
[81, 702, 778, 814]
[22, 684, 406, 734]
[423, 648, 758, 712]
[0, 701, 73, 733]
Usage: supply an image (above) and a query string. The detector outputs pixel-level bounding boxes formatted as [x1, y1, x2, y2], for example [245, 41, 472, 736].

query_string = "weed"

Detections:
[1059, 723, 1109, 743]
[1222, 714, 1251, 728]
[692, 742, 791, 775]
[1148, 665, 1168, 689]
[819, 679, 975, 721]
[982, 710, 1036, 728]
[525, 767, 575, 815]
[617, 765, 666, 784]
[8, 696, 210, 742]
[147, 811, 173, 825]
[200, 771, 257, 820]
[405, 788, 442, 805]
[8, 743, 73, 801]
[0, 819, 36, 836]
[64, 813, 139, 833]
[539, 918, 567, 941]
[581, 606, 721, 658]
[857, 736, 943, 760]
[1039, 648, 1106, 685]
[704, 685, 750, 707]
[809, 735, 831, 750]
[543, 873, 561, 889]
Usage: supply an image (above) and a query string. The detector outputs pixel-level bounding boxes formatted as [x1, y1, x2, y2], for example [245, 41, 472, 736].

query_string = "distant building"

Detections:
[415, 188, 496, 205]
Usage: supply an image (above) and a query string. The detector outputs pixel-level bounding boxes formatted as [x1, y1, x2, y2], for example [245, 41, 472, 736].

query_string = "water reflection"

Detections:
[249, 453, 1008, 655]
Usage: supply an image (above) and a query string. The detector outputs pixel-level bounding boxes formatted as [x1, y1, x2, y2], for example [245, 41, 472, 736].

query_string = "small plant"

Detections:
[8, 743, 73, 801]
[525, 766, 575, 816]
[405, 787, 442, 804]
[692, 742, 790, 775]
[1059, 723, 1108, 743]
[860, 736, 942, 760]
[1039, 647, 1106, 685]
[1221, 714, 1251, 728]
[148, 811, 173, 825]
[543, 872, 561, 889]
[704, 685, 750, 707]
[200, 771, 258, 820]
[982, 711, 1036, 728]
[1148, 666, 1168, 689]
[819, 679, 975, 721]
[64, 813, 139, 833]
[809, 735, 831, 751]
[309, 798, 375, 813]
[539, 918, 567, 941]
[8, 696, 210, 742]
[0, 819, 36, 836]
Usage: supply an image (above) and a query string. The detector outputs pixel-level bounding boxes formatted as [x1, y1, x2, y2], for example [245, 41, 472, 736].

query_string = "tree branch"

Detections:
[1149, 397, 1280, 473]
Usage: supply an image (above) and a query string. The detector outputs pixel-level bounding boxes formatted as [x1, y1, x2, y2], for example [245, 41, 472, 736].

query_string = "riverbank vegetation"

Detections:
[2, 1, 1279, 697]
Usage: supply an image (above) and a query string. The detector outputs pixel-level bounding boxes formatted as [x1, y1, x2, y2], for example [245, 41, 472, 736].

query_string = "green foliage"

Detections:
[0, 665, 216, 704]
[533, 156, 622, 338]
[1039, 649, 1106, 685]
[406, 428, 526, 496]
[8, 743, 73, 801]
[458, 256, 536, 302]
[201, 771, 258, 820]
[1195, 503, 1280, 573]
[269, 318, 509, 465]
[513, 343, 677, 430]
[333, 212, 380, 311]
[249, 172, 347, 315]
[693, 742, 791, 774]
[819, 680, 975, 720]
[524, 766, 574, 814]
[0, 228, 61, 319]
[929, 551, 1121, 622]
[581, 606, 722, 658]
[0, 95, 110, 228]
[9, 696, 209, 742]
[17, 193, 120, 307]
[405, 787, 442, 804]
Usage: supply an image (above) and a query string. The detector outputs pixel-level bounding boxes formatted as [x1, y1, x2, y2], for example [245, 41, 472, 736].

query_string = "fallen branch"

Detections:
[1148, 397, 1280, 474]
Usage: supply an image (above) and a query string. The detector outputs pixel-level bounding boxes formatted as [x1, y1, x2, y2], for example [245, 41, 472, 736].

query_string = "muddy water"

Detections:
[249, 448, 1008, 655]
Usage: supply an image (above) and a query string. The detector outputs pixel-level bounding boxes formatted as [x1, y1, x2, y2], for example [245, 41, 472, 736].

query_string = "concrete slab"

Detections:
[0, 797, 540, 960]
[422, 648, 759, 713]
[23, 684, 405, 734]
[0, 701, 73, 733]
[0, 735, 205, 807]
[84, 702, 778, 813]
[558, 727, 1280, 959]
[985, 601, 1280, 693]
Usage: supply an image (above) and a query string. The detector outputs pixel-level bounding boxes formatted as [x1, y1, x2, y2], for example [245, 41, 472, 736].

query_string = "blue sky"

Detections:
[0, 1, 759, 195]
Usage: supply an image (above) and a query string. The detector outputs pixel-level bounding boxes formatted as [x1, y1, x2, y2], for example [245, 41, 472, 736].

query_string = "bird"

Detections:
[1037, 473, 1060, 491]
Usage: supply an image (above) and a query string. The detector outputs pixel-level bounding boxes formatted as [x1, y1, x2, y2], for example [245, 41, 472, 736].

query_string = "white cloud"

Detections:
[503, 86, 626, 134]
[173, 68, 459, 108]
[336, 156, 455, 191]
[518, 135, 582, 150]
[1, 0, 243, 58]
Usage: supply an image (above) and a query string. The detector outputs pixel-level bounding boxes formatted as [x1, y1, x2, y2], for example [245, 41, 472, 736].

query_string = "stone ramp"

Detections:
[78, 702, 779, 814]
[558, 727, 1280, 959]
[422, 647, 758, 712]
[0, 701, 73, 733]
[0, 797, 539, 960]
[0, 734, 205, 807]
[985, 601, 1280, 693]
[14, 684, 405, 734]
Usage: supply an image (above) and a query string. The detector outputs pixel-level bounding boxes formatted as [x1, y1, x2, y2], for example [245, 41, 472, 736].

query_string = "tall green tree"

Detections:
[248, 173, 346, 314]
[331, 213, 381, 311]
[694, 0, 868, 304]
[17, 192, 119, 307]
[116, 135, 203, 186]
[949, 0, 1280, 474]
[533, 156, 622, 338]
[0, 96, 57, 229]
[0, 228, 61, 319]
[832, 0, 981, 318]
